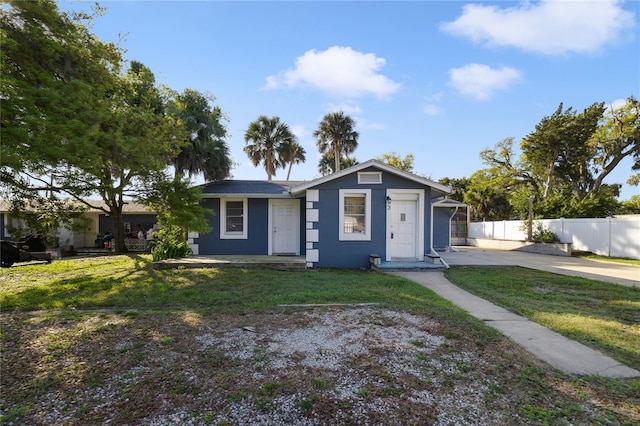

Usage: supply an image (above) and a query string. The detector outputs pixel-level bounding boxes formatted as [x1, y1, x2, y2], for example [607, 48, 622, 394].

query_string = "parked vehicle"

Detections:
[1, 234, 52, 267]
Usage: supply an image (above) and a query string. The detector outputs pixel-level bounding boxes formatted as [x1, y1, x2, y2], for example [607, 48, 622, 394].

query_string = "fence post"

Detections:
[608, 217, 612, 257]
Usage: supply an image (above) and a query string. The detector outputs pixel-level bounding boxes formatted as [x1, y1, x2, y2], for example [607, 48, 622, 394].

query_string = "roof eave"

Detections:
[201, 193, 293, 199]
[291, 159, 453, 195]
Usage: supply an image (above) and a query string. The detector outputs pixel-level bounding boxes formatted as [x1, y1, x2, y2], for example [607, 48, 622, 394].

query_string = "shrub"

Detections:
[531, 223, 560, 243]
[150, 227, 192, 261]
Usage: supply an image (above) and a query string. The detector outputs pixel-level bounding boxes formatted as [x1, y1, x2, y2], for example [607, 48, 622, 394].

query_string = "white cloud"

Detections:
[608, 98, 628, 111]
[359, 120, 385, 130]
[423, 104, 442, 116]
[289, 125, 308, 139]
[441, 0, 635, 55]
[422, 92, 443, 115]
[448, 63, 522, 100]
[265, 46, 402, 98]
[325, 102, 363, 115]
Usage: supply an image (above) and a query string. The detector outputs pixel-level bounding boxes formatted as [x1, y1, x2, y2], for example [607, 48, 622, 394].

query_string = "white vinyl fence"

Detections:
[469, 216, 640, 259]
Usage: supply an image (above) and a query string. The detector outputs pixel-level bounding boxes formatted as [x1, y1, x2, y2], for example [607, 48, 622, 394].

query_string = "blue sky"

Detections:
[68, 0, 638, 200]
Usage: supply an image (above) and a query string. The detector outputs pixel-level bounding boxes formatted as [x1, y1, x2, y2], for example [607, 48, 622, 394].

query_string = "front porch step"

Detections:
[371, 261, 446, 272]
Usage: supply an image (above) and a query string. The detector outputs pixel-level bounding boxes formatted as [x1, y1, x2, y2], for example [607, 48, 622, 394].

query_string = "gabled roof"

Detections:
[291, 159, 452, 197]
[199, 180, 302, 198]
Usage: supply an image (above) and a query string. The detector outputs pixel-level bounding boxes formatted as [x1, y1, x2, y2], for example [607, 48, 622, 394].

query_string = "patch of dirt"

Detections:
[1, 307, 636, 425]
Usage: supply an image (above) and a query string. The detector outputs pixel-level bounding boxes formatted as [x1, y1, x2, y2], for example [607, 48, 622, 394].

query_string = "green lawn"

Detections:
[1, 255, 463, 318]
[1, 256, 639, 424]
[575, 253, 640, 266]
[445, 266, 640, 369]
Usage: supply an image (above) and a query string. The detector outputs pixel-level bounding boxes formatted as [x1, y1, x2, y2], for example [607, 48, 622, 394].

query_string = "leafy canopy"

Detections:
[1, 1, 230, 254]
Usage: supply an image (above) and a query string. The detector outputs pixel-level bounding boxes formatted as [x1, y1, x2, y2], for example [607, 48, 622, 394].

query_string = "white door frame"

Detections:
[268, 199, 300, 255]
[385, 189, 424, 261]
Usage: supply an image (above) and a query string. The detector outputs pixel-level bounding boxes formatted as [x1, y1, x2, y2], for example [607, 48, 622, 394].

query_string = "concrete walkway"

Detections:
[439, 246, 639, 287]
[392, 271, 639, 378]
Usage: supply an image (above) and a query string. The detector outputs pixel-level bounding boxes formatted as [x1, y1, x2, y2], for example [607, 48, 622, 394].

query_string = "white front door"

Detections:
[271, 200, 299, 255]
[387, 200, 418, 259]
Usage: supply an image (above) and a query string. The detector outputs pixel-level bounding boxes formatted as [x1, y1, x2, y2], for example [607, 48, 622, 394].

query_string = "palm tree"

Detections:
[318, 152, 358, 176]
[314, 111, 359, 173]
[171, 89, 231, 182]
[279, 140, 306, 181]
[244, 116, 296, 181]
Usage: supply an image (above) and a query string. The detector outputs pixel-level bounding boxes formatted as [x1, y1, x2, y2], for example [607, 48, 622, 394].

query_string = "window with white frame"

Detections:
[220, 198, 248, 239]
[357, 171, 382, 184]
[339, 189, 371, 241]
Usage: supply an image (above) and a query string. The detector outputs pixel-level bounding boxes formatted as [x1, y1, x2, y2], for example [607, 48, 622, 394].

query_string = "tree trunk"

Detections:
[334, 143, 340, 173]
[286, 162, 292, 181]
[109, 206, 127, 254]
[542, 162, 555, 198]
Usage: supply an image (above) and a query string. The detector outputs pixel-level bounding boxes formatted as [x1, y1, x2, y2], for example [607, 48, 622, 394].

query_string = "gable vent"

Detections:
[358, 172, 382, 184]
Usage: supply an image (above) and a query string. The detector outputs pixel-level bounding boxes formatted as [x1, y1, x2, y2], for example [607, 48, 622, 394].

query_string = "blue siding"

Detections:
[312, 168, 434, 269]
[433, 208, 451, 250]
[198, 198, 269, 255]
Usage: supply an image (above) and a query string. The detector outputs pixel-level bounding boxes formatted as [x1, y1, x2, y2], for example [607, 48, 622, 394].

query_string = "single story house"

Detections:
[192, 159, 454, 269]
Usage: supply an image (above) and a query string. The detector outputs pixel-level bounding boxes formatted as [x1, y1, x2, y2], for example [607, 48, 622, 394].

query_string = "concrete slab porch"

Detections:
[152, 255, 306, 271]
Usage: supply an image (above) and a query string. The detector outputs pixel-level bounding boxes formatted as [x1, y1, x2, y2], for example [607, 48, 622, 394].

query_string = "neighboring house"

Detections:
[0, 200, 156, 249]
[192, 159, 453, 269]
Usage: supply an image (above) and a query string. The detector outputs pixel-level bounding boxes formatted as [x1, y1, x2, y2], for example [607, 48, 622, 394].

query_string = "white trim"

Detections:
[305, 189, 320, 267]
[306, 249, 319, 263]
[220, 198, 248, 239]
[339, 189, 372, 241]
[268, 199, 300, 255]
[306, 209, 319, 222]
[292, 159, 452, 195]
[202, 193, 292, 199]
[358, 171, 382, 184]
[432, 198, 467, 208]
[306, 189, 319, 202]
[386, 189, 425, 261]
[306, 229, 319, 242]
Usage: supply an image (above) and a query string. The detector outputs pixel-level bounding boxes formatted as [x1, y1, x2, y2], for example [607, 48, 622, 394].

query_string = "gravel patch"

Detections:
[1, 306, 632, 425]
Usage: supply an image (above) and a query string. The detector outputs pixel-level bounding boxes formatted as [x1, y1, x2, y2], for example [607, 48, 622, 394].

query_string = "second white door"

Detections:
[387, 200, 417, 259]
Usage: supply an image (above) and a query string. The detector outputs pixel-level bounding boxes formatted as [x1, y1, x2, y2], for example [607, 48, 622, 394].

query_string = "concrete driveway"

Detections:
[438, 246, 639, 287]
